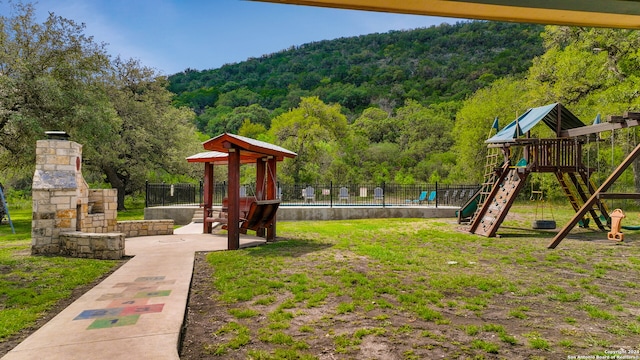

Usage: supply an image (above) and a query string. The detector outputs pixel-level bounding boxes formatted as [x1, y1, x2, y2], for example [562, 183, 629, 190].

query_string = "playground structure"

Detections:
[459, 103, 640, 248]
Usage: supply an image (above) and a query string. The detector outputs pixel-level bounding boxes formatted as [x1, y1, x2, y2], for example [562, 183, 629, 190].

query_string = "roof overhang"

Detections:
[199, 133, 297, 163]
[186, 151, 274, 165]
[252, 0, 640, 29]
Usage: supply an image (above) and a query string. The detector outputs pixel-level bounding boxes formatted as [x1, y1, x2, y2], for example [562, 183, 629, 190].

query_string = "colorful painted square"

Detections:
[154, 280, 176, 285]
[87, 315, 140, 329]
[120, 303, 164, 316]
[118, 285, 159, 293]
[134, 290, 171, 298]
[107, 298, 149, 308]
[97, 293, 127, 301]
[74, 308, 123, 320]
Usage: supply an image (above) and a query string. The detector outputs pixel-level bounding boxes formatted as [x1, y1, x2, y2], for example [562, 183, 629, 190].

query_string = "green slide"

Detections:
[456, 191, 479, 223]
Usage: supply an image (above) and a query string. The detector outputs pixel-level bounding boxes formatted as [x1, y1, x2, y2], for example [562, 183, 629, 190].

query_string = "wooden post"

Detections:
[227, 147, 241, 250]
[548, 142, 640, 248]
[203, 162, 214, 234]
[266, 156, 277, 241]
[256, 158, 266, 201]
[256, 157, 267, 237]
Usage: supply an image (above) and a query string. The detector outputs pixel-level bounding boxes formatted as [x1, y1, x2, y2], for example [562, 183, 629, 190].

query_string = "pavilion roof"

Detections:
[186, 150, 271, 165]
[194, 133, 297, 163]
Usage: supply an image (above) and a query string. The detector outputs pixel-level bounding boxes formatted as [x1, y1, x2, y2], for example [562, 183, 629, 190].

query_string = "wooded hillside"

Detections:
[169, 21, 543, 124]
[167, 21, 544, 185]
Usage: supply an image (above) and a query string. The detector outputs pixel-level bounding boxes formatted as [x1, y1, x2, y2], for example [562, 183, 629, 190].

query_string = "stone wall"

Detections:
[59, 232, 124, 260]
[82, 189, 118, 233]
[117, 220, 174, 237]
[144, 206, 198, 225]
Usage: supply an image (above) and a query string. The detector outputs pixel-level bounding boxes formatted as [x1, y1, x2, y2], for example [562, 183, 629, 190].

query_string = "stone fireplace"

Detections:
[31, 133, 122, 259]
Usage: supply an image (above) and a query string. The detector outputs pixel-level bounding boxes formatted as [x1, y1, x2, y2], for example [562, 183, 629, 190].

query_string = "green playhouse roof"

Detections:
[486, 103, 587, 143]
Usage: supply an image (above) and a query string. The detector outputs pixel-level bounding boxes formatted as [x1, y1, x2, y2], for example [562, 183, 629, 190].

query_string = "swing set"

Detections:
[465, 103, 640, 248]
[530, 178, 556, 230]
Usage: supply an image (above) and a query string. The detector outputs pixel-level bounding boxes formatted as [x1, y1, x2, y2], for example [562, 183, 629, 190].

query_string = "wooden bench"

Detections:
[205, 197, 256, 227]
[205, 198, 280, 234]
[238, 200, 280, 233]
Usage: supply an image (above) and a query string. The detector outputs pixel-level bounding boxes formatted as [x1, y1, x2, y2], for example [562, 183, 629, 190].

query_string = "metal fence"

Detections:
[145, 182, 204, 207]
[145, 181, 480, 208]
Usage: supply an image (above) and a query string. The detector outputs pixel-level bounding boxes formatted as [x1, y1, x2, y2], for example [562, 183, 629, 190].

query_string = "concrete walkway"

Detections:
[1, 224, 265, 360]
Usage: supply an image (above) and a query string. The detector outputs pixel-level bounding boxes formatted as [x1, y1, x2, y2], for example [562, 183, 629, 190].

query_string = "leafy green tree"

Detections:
[216, 88, 261, 108]
[268, 97, 349, 183]
[200, 106, 232, 135]
[351, 107, 395, 143]
[451, 77, 528, 183]
[528, 26, 640, 192]
[0, 3, 112, 175]
[238, 119, 267, 139]
[172, 87, 219, 114]
[222, 104, 271, 134]
[92, 57, 201, 209]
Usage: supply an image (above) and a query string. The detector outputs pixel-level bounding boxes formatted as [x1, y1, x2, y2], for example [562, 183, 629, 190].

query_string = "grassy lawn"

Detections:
[0, 206, 125, 343]
[3, 198, 640, 359]
[190, 203, 640, 359]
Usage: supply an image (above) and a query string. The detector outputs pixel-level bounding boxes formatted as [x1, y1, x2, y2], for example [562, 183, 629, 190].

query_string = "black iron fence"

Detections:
[145, 181, 480, 208]
[145, 182, 204, 207]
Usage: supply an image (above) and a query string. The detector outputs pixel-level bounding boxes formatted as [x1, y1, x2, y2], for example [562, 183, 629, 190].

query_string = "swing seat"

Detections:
[205, 197, 256, 230]
[206, 199, 280, 234]
[532, 219, 556, 229]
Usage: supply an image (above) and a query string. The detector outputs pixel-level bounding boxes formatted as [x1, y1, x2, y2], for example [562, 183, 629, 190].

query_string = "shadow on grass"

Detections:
[496, 226, 560, 239]
[245, 238, 333, 258]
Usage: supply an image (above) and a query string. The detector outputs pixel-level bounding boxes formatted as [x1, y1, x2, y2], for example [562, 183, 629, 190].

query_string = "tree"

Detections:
[0, 3, 112, 176]
[451, 77, 528, 183]
[351, 107, 395, 143]
[90, 57, 201, 209]
[222, 104, 271, 134]
[529, 26, 640, 193]
[268, 97, 349, 183]
[238, 119, 267, 139]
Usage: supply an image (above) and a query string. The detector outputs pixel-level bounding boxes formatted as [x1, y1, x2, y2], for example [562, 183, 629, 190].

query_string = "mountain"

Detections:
[168, 21, 544, 128]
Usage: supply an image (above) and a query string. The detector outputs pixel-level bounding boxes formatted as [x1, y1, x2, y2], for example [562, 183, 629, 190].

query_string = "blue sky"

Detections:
[8, 0, 456, 75]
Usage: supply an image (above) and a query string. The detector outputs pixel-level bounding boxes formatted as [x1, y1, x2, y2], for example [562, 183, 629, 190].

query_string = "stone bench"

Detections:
[59, 232, 125, 260]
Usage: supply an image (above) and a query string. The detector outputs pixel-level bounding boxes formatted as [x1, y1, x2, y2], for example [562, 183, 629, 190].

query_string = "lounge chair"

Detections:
[413, 191, 428, 204]
[427, 191, 436, 205]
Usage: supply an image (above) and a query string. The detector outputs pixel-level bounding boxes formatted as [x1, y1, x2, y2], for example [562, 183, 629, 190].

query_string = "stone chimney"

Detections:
[31, 132, 87, 255]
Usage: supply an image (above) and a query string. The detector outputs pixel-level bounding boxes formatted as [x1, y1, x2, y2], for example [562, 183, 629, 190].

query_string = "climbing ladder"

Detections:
[467, 148, 506, 226]
[463, 149, 502, 222]
[469, 165, 529, 237]
[476, 148, 504, 207]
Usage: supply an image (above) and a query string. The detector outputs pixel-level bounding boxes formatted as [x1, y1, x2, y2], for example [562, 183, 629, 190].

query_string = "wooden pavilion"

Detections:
[187, 133, 296, 250]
